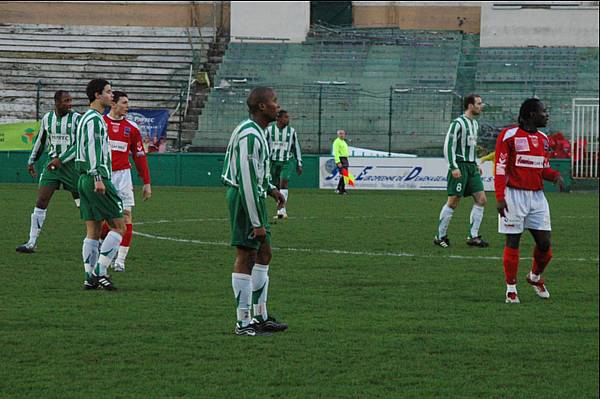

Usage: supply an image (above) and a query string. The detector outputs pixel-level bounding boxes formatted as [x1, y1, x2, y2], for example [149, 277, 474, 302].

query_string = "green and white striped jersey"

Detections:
[266, 123, 302, 165]
[28, 111, 80, 166]
[222, 118, 275, 228]
[443, 114, 479, 169]
[75, 109, 112, 178]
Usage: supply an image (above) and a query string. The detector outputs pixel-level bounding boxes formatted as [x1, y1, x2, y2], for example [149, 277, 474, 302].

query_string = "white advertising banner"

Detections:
[319, 157, 494, 191]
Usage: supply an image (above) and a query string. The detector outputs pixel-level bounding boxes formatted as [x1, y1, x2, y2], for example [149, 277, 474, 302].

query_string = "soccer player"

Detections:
[333, 129, 349, 195]
[16, 91, 81, 253]
[76, 78, 125, 291]
[495, 98, 564, 304]
[101, 90, 152, 272]
[434, 94, 489, 248]
[221, 86, 287, 336]
[267, 110, 302, 219]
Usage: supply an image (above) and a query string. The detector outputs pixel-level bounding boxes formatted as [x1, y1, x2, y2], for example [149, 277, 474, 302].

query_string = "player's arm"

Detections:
[238, 134, 264, 230]
[28, 117, 48, 177]
[292, 129, 303, 175]
[541, 139, 564, 190]
[130, 128, 152, 200]
[494, 131, 509, 216]
[444, 120, 461, 177]
[85, 119, 105, 194]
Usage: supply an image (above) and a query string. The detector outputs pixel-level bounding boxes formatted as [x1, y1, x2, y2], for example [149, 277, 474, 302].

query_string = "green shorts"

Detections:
[447, 162, 484, 197]
[38, 160, 79, 194]
[270, 160, 295, 185]
[227, 186, 271, 250]
[78, 174, 124, 221]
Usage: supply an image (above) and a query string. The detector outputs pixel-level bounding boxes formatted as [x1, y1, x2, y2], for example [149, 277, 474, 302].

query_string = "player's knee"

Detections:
[537, 241, 551, 252]
[505, 234, 521, 249]
[446, 198, 459, 209]
[257, 247, 272, 265]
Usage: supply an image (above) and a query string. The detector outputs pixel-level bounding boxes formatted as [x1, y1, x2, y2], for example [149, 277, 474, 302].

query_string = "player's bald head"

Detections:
[247, 87, 275, 114]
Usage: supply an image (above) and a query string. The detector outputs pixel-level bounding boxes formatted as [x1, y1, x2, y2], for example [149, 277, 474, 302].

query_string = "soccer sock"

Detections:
[503, 247, 520, 285]
[232, 273, 252, 327]
[437, 204, 454, 238]
[532, 246, 552, 276]
[251, 264, 269, 322]
[94, 231, 122, 277]
[28, 207, 47, 246]
[115, 223, 133, 265]
[281, 189, 288, 214]
[74, 198, 80, 208]
[469, 204, 485, 238]
[100, 222, 110, 240]
[82, 238, 99, 280]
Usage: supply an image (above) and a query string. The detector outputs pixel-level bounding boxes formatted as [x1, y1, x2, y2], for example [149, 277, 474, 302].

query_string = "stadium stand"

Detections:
[0, 23, 215, 142]
[192, 25, 598, 155]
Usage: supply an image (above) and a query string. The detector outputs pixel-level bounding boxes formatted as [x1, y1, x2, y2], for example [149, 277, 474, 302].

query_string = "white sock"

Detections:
[74, 198, 80, 208]
[251, 264, 269, 322]
[469, 205, 485, 238]
[232, 273, 252, 327]
[28, 207, 47, 246]
[506, 284, 517, 293]
[82, 238, 99, 279]
[529, 272, 540, 282]
[94, 231, 122, 276]
[437, 204, 454, 238]
[281, 189, 289, 204]
[115, 246, 130, 265]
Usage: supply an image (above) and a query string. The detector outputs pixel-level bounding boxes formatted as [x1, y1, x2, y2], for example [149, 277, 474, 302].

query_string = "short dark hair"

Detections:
[54, 90, 69, 103]
[112, 90, 128, 104]
[463, 93, 480, 110]
[86, 78, 110, 103]
[277, 109, 288, 118]
[518, 98, 543, 126]
[246, 87, 274, 114]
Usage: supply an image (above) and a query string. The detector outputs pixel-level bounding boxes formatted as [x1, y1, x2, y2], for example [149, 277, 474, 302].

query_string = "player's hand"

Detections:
[47, 158, 62, 171]
[270, 189, 286, 208]
[554, 175, 565, 192]
[451, 168, 461, 179]
[251, 226, 267, 242]
[297, 165, 303, 176]
[478, 165, 483, 175]
[27, 164, 37, 179]
[94, 180, 106, 195]
[496, 199, 508, 218]
[142, 184, 152, 201]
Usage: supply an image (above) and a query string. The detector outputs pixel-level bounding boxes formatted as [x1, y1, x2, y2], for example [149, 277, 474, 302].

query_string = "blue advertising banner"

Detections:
[126, 109, 170, 151]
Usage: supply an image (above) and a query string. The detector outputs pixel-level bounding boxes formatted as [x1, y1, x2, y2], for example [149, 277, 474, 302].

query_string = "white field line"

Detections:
[133, 231, 599, 263]
[134, 215, 595, 226]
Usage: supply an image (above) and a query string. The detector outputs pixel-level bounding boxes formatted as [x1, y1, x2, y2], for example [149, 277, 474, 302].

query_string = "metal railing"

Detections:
[571, 98, 599, 178]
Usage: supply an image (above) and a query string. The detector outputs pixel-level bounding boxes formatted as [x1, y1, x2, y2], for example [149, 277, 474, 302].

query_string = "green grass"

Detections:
[0, 184, 598, 398]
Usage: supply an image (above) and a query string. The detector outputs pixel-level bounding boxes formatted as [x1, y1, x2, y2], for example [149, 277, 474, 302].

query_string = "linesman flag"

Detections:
[342, 168, 355, 187]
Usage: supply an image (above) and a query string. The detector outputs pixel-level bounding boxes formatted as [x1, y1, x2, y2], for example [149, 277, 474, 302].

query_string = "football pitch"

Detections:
[1, 183, 598, 398]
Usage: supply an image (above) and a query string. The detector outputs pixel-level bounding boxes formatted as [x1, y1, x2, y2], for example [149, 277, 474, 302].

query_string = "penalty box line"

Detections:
[133, 231, 599, 263]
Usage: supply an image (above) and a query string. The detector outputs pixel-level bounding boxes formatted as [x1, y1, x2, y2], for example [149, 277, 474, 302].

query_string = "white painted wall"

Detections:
[230, 1, 310, 43]
[480, 3, 599, 47]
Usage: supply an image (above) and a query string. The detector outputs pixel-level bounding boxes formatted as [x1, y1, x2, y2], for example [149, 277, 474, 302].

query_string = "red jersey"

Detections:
[103, 114, 151, 184]
[494, 126, 560, 201]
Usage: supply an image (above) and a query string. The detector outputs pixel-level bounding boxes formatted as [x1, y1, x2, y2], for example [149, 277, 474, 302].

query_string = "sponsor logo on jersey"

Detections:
[109, 140, 128, 152]
[124, 127, 130, 136]
[112, 123, 120, 133]
[515, 154, 544, 168]
[515, 137, 530, 152]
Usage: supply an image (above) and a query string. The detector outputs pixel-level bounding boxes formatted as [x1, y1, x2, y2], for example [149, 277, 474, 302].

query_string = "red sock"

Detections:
[121, 223, 133, 247]
[532, 246, 552, 275]
[503, 247, 520, 285]
[100, 222, 110, 240]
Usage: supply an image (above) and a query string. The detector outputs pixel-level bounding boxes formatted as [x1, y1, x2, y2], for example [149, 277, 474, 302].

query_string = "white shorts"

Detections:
[498, 187, 551, 234]
[111, 169, 135, 210]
